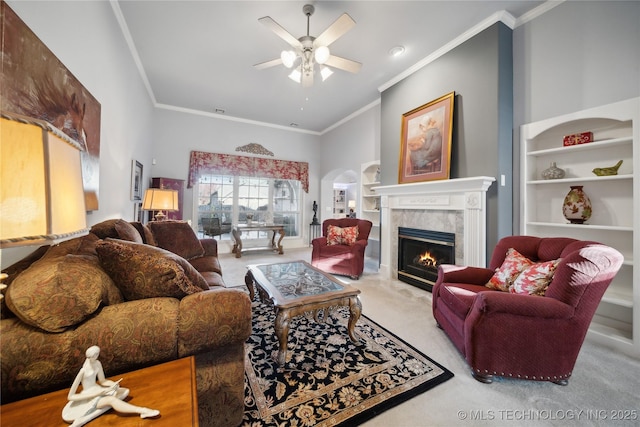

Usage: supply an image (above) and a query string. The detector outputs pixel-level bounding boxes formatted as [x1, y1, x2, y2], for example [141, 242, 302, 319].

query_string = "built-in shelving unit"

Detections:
[333, 189, 346, 218]
[520, 97, 639, 357]
[361, 161, 381, 263]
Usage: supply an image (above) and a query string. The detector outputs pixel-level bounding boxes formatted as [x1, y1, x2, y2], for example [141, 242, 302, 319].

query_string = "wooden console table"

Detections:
[231, 223, 285, 258]
[0, 357, 199, 426]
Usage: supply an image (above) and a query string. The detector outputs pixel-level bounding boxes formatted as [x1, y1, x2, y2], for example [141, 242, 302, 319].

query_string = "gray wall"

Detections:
[380, 23, 513, 256]
[512, 0, 640, 231]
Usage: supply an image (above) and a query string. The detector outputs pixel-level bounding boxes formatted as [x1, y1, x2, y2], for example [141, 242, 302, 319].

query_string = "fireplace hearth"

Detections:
[398, 227, 455, 292]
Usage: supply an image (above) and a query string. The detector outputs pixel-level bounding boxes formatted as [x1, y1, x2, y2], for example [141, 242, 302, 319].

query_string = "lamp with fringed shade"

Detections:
[0, 112, 88, 248]
[142, 188, 178, 221]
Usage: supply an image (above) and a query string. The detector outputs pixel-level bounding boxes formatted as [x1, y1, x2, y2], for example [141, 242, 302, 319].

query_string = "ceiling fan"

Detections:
[254, 4, 362, 87]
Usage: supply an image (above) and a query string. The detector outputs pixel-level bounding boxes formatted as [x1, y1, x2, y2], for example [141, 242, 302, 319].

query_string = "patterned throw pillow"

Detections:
[96, 238, 209, 301]
[326, 225, 359, 246]
[5, 254, 123, 332]
[510, 259, 560, 296]
[485, 248, 534, 291]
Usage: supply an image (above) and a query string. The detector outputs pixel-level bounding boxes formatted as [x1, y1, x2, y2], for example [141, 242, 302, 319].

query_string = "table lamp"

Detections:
[142, 188, 178, 221]
[348, 200, 356, 218]
[0, 112, 88, 249]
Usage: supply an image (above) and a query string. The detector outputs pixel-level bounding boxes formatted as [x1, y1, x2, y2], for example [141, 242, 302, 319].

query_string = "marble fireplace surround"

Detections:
[373, 176, 496, 281]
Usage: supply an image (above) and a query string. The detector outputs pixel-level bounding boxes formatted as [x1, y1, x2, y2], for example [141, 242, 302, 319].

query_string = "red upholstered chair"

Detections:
[432, 235, 623, 385]
[311, 218, 373, 279]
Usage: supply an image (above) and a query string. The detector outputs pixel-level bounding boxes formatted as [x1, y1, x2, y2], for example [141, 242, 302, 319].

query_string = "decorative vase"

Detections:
[562, 186, 592, 224]
[541, 162, 565, 180]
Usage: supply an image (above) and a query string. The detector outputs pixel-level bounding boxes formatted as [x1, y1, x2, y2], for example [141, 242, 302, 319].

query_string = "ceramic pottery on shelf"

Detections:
[563, 186, 592, 224]
[541, 162, 565, 180]
[592, 159, 623, 176]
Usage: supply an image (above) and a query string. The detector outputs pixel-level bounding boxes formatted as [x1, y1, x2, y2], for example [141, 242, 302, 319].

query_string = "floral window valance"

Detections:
[188, 150, 309, 192]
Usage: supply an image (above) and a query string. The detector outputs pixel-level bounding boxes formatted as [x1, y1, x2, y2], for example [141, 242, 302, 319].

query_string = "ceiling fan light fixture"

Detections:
[314, 46, 330, 64]
[288, 68, 301, 83]
[320, 66, 333, 81]
[281, 50, 297, 68]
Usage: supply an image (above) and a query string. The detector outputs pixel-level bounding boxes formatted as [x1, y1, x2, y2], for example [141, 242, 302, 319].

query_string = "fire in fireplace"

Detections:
[398, 227, 455, 292]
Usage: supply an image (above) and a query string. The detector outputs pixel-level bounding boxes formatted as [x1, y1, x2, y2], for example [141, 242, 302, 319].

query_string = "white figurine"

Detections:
[62, 346, 159, 427]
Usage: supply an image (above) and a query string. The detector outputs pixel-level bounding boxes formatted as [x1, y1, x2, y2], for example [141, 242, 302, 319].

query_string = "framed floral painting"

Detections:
[399, 92, 454, 184]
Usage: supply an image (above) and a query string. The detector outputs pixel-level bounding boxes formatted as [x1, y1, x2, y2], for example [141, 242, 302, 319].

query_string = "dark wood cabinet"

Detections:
[151, 177, 185, 220]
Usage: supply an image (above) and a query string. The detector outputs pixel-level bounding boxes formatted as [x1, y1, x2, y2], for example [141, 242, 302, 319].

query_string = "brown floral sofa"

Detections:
[1, 219, 252, 427]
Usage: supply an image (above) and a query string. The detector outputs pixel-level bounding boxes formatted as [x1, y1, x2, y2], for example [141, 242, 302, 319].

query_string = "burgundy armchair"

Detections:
[311, 218, 373, 279]
[432, 235, 623, 385]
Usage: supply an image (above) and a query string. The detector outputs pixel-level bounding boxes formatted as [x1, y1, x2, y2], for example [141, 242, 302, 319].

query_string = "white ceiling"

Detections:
[113, 1, 544, 134]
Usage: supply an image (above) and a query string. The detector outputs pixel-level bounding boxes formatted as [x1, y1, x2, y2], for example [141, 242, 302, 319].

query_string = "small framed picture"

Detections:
[131, 160, 143, 200]
[133, 202, 143, 222]
[399, 92, 455, 184]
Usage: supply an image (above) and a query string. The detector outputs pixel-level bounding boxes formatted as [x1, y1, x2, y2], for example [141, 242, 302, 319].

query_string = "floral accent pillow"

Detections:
[509, 259, 560, 296]
[485, 248, 534, 291]
[326, 225, 359, 246]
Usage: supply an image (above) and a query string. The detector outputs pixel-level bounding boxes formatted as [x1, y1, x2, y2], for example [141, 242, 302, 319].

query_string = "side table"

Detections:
[309, 223, 321, 246]
[0, 357, 199, 427]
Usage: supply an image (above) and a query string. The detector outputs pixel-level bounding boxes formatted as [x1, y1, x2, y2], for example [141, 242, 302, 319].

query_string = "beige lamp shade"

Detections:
[348, 200, 356, 209]
[142, 188, 178, 220]
[1, 113, 87, 247]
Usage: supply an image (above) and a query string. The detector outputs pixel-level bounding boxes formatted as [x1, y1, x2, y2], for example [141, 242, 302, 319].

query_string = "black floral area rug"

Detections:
[242, 300, 454, 426]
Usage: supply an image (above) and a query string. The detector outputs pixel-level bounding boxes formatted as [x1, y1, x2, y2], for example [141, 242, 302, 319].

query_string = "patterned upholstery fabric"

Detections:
[96, 238, 209, 300]
[6, 254, 123, 332]
[0, 245, 49, 320]
[1, 219, 251, 427]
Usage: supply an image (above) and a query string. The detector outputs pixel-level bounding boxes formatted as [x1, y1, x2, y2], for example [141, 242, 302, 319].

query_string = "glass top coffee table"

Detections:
[245, 260, 362, 366]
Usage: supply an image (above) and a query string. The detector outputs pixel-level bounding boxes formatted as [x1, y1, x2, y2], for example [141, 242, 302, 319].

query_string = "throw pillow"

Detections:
[5, 254, 123, 333]
[96, 238, 209, 301]
[148, 221, 204, 260]
[485, 248, 534, 292]
[326, 225, 359, 246]
[90, 219, 143, 243]
[510, 259, 560, 296]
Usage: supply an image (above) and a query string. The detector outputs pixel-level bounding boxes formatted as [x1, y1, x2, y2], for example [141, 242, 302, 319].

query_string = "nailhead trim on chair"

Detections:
[475, 368, 571, 381]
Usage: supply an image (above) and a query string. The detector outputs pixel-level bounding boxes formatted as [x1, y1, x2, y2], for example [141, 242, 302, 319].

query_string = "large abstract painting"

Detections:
[0, 1, 101, 210]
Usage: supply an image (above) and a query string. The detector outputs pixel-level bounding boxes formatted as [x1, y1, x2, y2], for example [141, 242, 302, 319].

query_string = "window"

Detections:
[197, 174, 301, 239]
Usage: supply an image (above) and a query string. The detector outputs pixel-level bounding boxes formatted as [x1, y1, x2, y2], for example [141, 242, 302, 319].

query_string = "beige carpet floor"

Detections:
[219, 246, 640, 427]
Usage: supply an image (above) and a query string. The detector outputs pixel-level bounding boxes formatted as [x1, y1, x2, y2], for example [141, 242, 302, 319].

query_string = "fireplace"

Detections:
[398, 227, 455, 292]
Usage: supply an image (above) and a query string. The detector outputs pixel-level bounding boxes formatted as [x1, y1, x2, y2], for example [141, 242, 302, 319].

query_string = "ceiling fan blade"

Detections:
[258, 16, 302, 49]
[324, 55, 362, 74]
[314, 13, 355, 48]
[253, 58, 283, 70]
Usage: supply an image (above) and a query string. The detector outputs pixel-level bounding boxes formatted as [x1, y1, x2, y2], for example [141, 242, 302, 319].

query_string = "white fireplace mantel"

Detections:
[373, 176, 496, 280]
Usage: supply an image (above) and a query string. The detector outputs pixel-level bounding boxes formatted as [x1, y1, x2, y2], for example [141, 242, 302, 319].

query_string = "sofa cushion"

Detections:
[148, 221, 205, 260]
[130, 221, 157, 246]
[90, 219, 142, 243]
[486, 248, 534, 292]
[5, 254, 123, 333]
[326, 225, 359, 246]
[509, 259, 560, 296]
[96, 238, 209, 301]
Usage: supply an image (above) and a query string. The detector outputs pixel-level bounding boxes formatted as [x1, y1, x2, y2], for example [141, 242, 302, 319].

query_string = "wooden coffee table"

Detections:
[0, 357, 199, 426]
[245, 260, 362, 366]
